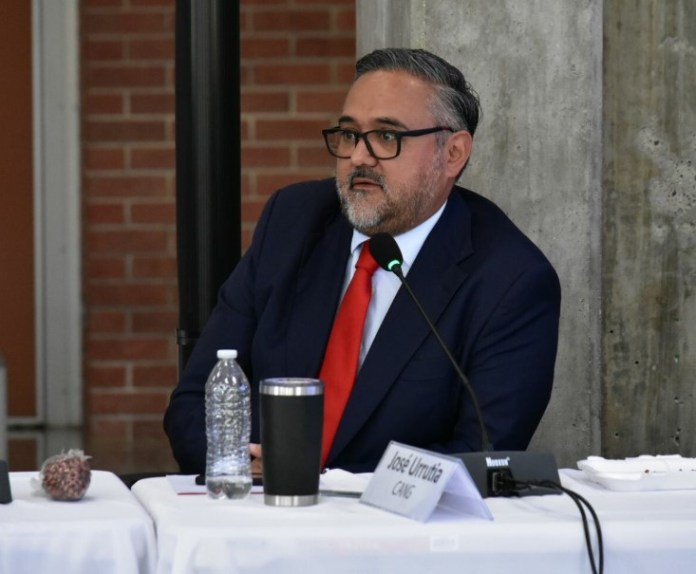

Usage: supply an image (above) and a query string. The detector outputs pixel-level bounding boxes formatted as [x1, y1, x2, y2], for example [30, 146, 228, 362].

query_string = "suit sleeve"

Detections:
[429, 260, 561, 453]
[162, 191, 280, 474]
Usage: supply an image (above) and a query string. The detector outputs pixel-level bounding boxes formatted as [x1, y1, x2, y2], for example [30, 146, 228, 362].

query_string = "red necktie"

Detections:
[319, 242, 379, 466]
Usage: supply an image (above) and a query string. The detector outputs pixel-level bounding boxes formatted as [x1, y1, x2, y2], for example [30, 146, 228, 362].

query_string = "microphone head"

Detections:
[369, 233, 403, 272]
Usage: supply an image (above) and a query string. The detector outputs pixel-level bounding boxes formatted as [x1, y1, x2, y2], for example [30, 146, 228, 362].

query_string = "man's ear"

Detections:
[445, 131, 473, 178]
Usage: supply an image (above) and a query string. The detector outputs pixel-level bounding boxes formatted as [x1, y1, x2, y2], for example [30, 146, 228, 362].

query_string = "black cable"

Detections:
[558, 486, 601, 574]
[495, 476, 604, 574]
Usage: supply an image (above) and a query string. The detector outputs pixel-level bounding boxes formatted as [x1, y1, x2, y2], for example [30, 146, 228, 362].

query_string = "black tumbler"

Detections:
[259, 378, 324, 506]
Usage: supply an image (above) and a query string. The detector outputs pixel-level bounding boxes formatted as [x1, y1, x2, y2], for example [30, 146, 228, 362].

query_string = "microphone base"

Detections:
[454, 451, 561, 498]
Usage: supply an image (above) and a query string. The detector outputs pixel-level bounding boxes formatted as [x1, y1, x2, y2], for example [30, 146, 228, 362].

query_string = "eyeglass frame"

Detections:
[321, 126, 454, 160]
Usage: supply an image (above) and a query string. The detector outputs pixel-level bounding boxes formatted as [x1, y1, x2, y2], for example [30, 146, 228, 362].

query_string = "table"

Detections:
[1, 470, 156, 574]
[132, 469, 696, 574]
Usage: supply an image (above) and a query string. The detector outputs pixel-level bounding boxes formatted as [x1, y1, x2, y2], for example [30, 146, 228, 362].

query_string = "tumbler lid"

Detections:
[259, 377, 323, 396]
[216, 349, 238, 359]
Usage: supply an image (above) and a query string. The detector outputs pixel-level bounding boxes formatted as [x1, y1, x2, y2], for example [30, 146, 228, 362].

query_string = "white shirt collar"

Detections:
[349, 200, 448, 273]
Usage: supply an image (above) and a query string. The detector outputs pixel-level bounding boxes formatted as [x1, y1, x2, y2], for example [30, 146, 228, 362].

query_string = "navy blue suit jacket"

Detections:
[164, 178, 561, 473]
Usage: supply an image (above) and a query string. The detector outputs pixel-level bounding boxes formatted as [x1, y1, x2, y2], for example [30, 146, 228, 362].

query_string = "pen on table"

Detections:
[319, 490, 362, 499]
[193, 474, 359, 498]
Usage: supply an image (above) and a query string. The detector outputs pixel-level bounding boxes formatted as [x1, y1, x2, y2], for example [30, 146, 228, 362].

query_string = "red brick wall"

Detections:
[240, 0, 355, 244]
[80, 0, 355, 473]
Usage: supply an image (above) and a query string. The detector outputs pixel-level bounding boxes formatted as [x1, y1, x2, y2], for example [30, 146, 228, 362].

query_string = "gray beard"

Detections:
[337, 188, 388, 233]
[335, 159, 443, 236]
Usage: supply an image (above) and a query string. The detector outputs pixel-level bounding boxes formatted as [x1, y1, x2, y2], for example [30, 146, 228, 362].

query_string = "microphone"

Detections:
[369, 233, 490, 451]
[369, 232, 560, 497]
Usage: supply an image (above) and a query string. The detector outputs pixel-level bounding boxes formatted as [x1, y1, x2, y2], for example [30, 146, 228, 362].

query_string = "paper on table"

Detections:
[166, 475, 206, 495]
[166, 470, 370, 496]
[319, 469, 372, 496]
[165, 475, 264, 496]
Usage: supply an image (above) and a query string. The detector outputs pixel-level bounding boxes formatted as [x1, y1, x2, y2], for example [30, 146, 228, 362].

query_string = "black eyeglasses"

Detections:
[322, 126, 454, 160]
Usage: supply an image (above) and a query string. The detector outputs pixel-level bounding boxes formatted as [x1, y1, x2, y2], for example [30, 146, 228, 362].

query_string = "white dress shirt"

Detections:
[338, 201, 447, 367]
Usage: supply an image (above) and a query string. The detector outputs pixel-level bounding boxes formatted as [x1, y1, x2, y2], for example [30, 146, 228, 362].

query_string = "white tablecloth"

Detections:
[132, 469, 696, 574]
[1, 470, 156, 574]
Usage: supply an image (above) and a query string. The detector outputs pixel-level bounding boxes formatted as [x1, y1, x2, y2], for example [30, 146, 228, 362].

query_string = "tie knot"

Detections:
[355, 242, 380, 275]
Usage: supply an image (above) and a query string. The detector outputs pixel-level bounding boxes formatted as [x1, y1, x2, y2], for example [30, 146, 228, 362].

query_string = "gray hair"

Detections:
[355, 48, 481, 137]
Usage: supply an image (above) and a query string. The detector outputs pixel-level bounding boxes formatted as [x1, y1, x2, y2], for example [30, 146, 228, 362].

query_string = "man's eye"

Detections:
[376, 130, 398, 143]
[340, 131, 358, 142]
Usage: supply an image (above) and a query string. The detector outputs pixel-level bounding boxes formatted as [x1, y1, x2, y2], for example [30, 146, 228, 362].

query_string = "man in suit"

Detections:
[164, 48, 561, 474]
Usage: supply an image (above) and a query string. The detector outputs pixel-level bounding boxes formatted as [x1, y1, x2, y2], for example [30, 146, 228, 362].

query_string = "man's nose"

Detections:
[350, 136, 378, 166]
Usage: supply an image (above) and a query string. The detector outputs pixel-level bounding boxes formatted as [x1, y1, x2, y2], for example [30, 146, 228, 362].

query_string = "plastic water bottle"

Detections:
[205, 349, 252, 499]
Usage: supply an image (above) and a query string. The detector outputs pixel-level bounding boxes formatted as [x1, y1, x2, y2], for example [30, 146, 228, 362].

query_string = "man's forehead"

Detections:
[340, 70, 434, 127]
[338, 114, 407, 129]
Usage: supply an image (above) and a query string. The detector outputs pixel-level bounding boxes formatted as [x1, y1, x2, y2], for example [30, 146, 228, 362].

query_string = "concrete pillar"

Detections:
[602, 1, 696, 458]
[357, 0, 695, 466]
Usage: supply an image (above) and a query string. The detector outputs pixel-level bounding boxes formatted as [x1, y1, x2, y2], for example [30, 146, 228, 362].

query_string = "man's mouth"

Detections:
[349, 176, 383, 191]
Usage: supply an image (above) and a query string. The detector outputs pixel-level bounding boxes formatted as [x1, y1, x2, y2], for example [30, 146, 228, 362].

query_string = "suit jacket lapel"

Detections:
[285, 213, 353, 378]
[328, 192, 474, 461]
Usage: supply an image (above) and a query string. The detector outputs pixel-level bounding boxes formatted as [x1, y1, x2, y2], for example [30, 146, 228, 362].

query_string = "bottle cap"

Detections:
[216, 349, 238, 360]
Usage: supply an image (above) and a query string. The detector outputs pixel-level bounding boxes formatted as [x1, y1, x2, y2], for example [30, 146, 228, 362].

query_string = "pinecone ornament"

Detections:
[40, 449, 92, 501]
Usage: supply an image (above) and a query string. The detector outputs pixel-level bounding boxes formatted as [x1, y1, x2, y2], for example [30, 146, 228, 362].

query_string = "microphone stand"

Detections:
[369, 233, 560, 498]
[389, 265, 491, 452]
